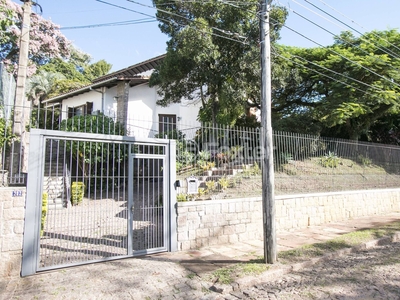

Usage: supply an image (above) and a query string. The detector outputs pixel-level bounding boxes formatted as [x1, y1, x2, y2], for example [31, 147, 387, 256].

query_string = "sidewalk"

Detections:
[2, 212, 400, 300]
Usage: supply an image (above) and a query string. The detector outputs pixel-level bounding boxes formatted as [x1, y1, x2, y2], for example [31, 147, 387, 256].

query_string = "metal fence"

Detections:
[1, 104, 400, 196]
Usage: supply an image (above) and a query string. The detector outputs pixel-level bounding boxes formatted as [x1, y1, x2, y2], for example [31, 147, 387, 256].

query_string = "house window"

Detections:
[68, 102, 93, 118]
[158, 114, 176, 136]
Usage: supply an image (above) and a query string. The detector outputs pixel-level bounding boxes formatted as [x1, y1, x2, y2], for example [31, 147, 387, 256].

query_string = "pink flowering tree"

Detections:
[0, 0, 70, 76]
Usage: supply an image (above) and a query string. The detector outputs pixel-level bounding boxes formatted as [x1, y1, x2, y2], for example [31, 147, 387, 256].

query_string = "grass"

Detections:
[278, 221, 400, 263]
[210, 261, 270, 284]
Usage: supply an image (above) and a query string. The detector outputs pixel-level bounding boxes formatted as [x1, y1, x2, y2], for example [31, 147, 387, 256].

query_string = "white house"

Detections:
[43, 54, 202, 138]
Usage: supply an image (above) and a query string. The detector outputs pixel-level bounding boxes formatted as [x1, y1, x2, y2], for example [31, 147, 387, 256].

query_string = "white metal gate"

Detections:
[21, 130, 177, 276]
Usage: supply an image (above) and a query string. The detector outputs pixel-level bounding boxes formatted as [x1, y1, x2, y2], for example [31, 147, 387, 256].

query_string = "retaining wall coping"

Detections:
[275, 188, 400, 200]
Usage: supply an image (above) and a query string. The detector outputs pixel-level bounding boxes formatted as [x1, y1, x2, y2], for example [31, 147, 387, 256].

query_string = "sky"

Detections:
[13, 0, 400, 71]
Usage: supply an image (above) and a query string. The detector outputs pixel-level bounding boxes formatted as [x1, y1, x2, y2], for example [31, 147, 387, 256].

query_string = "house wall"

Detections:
[60, 90, 107, 119]
[127, 83, 202, 138]
[60, 83, 201, 138]
[176, 188, 400, 250]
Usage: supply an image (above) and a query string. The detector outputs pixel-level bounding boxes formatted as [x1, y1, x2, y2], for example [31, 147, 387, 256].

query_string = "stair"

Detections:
[43, 140, 68, 210]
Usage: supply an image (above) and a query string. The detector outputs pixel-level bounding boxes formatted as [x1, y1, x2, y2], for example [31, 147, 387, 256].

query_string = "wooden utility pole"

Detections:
[260, 0, 276, 264]
[11, 0, 32, 182]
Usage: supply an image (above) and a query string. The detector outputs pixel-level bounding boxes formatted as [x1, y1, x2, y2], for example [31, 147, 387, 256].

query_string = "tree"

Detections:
[26, 69, 65, 104]
[272, 30, 400, 140]
[40, 51, 112, 98]
[150, 0, 287, 125]
[0, 0, 70, 76]
[60, 114, 125, 185]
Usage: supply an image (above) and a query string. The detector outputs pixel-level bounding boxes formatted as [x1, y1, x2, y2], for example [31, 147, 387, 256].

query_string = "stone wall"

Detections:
[1, 187, 399, 275]
[0, 187, 25, 277]
[177, 189, 400, 250]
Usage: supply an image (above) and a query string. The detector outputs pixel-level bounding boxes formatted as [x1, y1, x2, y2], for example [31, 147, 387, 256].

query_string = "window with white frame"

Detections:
[67, 102, 93, 118]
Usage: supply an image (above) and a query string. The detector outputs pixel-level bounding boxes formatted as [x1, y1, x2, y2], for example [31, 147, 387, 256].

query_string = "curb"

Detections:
[211, 231, 400, 295]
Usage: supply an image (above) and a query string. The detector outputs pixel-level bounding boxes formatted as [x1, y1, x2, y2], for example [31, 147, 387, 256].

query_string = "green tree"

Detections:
[60, 114, 125, 180]
[0, 0, 70, 75]
[40, 52, 112, 98]
[150, 0, 287, 125]
[26, 70, 65, 104]
[273, 30, 400, 140]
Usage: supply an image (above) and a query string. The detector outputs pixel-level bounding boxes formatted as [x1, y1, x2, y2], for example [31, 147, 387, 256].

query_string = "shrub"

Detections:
[320, 151, 339, 168]
[176, 193, 188, 202]
[205, 180, 216, 193]
[357, 154, 372, 167]
[41, 193, 48, 236]
[71, 182, 85, 205]
[218, 176, 229, 190]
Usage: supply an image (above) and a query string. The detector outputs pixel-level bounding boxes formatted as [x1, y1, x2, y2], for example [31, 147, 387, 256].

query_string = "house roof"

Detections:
[43, 54, 165, 105]
[92, 54, 165, 83]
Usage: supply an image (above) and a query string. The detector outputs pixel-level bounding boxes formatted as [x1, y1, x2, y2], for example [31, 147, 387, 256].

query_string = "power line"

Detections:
[126, 0, 250, 43]
[315, 0, 400, 54]
[270, 16, 400, 90]
[95, 0, 250, 45]
[279, 3, 400, 75]
[295, 0, 400, 60]
[273, 46, 389, 95]
[61, 18, 156, 30]
[271, 48, 379, 99]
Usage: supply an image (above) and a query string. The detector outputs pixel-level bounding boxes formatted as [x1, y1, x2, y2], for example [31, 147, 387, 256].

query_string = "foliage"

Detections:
[197, 188, 206, 197]
[39, 52, 112, 99]
[205, 180, 216, 193]
[0, 0, 70, 75]
[71, 182, 85, 206]
[320, 152, 339, 168]
[356, 154, 372, 167]
[26, 70, 65, 104]
[40, 193, 48, 236]
[0, 0, 111, 98]
[199, 161, 215, 171]
[273, 30, 400, 141]
[218, 176, 229, 190]
[150, 0, 287, 125]
[280, 152, 293, 164]
[198, 150, 211, 161]
[176, 193, 187, 202]
[242, 162, 261, 177]
[0, 116, 14, 150]
[29, 106, 61, 130]
[60, 114, 125, 180]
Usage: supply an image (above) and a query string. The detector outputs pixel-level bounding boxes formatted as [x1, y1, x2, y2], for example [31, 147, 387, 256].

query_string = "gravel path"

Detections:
[3, 240, 399, 299]
[230, 242, 400, 300]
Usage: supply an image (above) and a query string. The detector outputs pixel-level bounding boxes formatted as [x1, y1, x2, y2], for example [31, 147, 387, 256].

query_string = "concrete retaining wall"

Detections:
[0, 187, 25, 278]
[177, 189, 400, 250]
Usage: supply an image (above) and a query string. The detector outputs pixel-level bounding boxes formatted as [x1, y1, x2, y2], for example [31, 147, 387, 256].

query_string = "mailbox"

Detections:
[186, 176, 199, 194]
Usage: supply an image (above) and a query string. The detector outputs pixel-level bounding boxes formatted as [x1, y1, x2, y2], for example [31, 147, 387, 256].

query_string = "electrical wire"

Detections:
[126, 0, 249, 42]
[270, 16, 400, 90]
[315, 0, 400, 54]
[61, 18, 156, 30]
[95, 0, 250, 45]
[294, 0, 400, 60]
[273, 46, 390, 94]
[271, 47, 381, 99]
[280, 3, 400, 75]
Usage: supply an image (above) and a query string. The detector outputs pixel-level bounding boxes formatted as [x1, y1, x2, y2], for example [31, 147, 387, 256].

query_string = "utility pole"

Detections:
[260, 0, 276, 263]
[11, 0, 32, 183]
